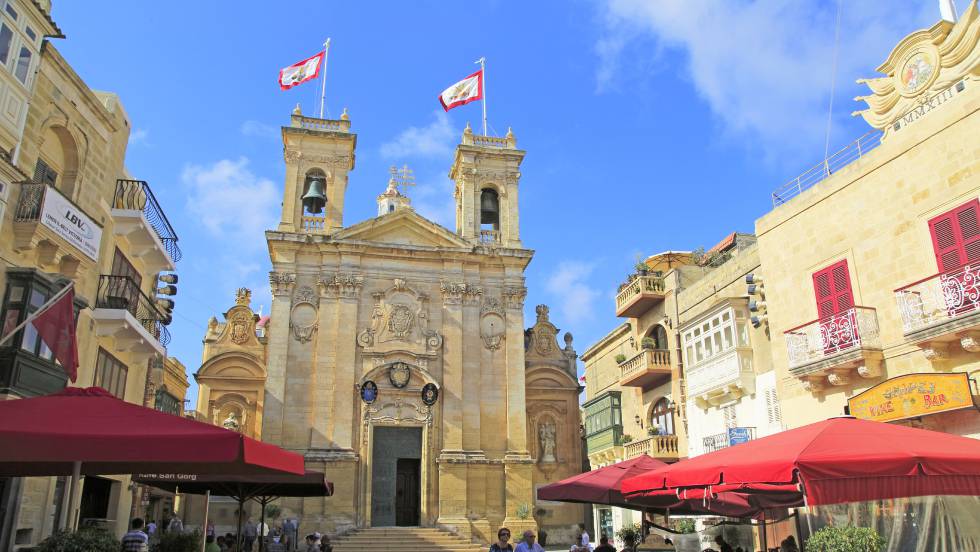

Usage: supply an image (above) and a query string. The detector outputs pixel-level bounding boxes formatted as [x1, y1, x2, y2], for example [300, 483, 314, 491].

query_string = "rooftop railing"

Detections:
[771, 131, 883, 207]
[114, 179, 182, 262]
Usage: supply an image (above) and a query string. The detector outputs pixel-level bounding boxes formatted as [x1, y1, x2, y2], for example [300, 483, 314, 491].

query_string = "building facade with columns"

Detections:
[194, 111, 583, 542]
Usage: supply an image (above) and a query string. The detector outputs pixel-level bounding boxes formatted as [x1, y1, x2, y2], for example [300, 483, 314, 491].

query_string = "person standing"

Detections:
[579, 523, 592, 550]
[122, 518, 150, 552]
[490, 528, 514, 552]
[167, 512, 184, 534]
[207, 519, 216, 539]
[714, 535, 734, 552]
[593, 535, 616, 552]
[244, 518, 258, 551]
[515, 530, 545, 552]
[205, 535, 222, 552]
[285, 518, 299, 551]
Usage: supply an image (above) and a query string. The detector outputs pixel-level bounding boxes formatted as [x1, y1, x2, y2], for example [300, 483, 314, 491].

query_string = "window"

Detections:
[723, 404, 737, 429]
[13, 44, 30, 83]
[24, 25, 33, 42]
[583, 392, 622, 436]
[649, 398, 674, 435]
[33, 158, 57, 187]
[929, 199, 980, 272]
[765, 388, 782, 427]
[682, 308, 744, 367]
[4, 3, 16, 20]
[812, 260, 853, 318]
[0, 23, 12, 65]
[1, 271, 79, 363]
[94, 348, 127, 399]
[110, 248, 141, 288]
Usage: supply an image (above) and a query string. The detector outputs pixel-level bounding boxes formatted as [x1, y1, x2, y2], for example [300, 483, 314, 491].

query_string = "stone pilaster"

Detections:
[311, 274, 338, 449]
[329, 271, 363, 450]
[263, 271, 296, 445]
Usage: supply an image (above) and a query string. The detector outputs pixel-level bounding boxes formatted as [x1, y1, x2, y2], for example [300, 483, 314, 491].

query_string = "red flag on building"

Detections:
[438, 69, 483, 111]
[279, 52, 324, 90]
[31, 286, 79, 383]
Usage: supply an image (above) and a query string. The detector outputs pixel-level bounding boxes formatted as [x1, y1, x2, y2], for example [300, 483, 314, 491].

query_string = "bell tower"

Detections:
[279, 105, 357, 234]
[449, 123, 525, 248]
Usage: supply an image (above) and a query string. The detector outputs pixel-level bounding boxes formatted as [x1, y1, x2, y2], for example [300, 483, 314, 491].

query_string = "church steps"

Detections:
[333, 527, 486, 552]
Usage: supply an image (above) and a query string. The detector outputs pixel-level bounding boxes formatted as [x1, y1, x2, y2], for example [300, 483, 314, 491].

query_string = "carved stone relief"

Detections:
[269, 272, 296, 296]
[318, 272, 364, 300]
[290, 285, 319, 343]
[480, 296, 505, 350]
[357, 279, 443, 354]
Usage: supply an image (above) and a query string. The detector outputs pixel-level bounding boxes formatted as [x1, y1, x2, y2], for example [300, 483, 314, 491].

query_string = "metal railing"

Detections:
[624, 434, 679, 459]
[895, 263, 980, 333]
[784, 306, 880, 369]
[14, 180, 44, 221]
[619, 349, 670, 381]
[479, 229, 500, 243]
[95, 275, 170, 347]
[615, 275, 666, 312]
[702, 427, 756, 453]
[114, 180, 182, 262]
[771, 131, 883, 207]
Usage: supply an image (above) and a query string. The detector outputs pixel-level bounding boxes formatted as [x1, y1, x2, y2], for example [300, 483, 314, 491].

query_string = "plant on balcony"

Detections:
[622, 433, 634, 443]
[615, 353, 627, 364]
[641, 337, 657, 350]
[634, 257, 649, 276]
[804, 526, 885, 552]
[647, 426, 660, 436]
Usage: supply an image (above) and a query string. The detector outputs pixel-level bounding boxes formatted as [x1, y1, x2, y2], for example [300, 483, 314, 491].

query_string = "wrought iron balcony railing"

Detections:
[113, 179, 181, 262]
[95, 275, 170, 347]
[895, 263, 980, 334]
[784, 306, 881, 370]
[702, 427, 756, 453]
[14, 180, 45, 221]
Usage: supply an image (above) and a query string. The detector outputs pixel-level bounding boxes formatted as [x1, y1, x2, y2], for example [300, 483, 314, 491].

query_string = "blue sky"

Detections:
[51, 1, 970, 408]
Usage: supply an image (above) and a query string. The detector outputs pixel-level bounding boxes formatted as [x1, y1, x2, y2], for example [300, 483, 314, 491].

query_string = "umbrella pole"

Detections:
[66, 461, 82, 531]
[759, 511, 768, 552]
[258, 497, 267, 552]
[200, 490, 210, 552]
[237, 497, 245, 551]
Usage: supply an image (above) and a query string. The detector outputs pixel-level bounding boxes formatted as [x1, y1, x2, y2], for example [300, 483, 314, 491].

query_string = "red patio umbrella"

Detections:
[621, 416, 980, 507]
[538, 455, 667, 508]
[0, 387, 305, 477]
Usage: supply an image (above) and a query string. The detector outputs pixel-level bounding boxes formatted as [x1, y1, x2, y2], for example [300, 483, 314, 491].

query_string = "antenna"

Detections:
[939, 0, 958, 21]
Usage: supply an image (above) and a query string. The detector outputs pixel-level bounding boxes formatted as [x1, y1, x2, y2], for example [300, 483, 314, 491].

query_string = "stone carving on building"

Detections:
[213, 289, 260, 348]
[388, 361, 411, 388]
[502, 287, 527, 310]
[524, 304, 577, 378]
[358, 279, 442, 354]
[318, 271, 364, 299]
[480, 296, 505, 350]
[539, 421, 557, 463]
[222, 411, 241, 432]
[270, 271, 297, 296]
[290, 285, 319, 343]
[229, 312, 252, 344]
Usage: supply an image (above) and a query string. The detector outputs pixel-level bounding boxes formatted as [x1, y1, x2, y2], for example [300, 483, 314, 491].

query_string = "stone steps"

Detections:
[334, 527, 484, 552]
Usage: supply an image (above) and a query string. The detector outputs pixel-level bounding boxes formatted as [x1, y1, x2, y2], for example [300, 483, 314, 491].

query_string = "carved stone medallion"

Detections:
[229, 312, 251, 344]
[388, 362, 411, 389]
[421, 383, 439, 406]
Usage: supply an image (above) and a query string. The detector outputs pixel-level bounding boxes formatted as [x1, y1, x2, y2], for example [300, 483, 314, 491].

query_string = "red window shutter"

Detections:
[813, 260, 854, 317]
[929, 199, 980, 272]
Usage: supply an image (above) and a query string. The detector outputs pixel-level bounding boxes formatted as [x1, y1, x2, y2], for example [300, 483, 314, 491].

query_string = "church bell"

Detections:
[302, 178, 327, 215]
[480, 189, 499, 224]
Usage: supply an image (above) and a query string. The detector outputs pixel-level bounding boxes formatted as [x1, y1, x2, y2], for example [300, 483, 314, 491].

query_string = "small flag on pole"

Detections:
[30, 286, 79, 383]
[438, 69, 483, 112]
[279, 52, 325, 91]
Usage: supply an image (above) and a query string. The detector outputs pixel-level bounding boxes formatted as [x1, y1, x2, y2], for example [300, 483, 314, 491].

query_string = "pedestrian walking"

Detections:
[490, 527, 513, 552]
[515, 530, 545, 552]
[713, 535, 734, 552]
[244, 517, 258, 551]
[579, 523, 592, 550]
[207, 519, 216, 539]
[146, 519, 157, 540]
[167, 512, 184, 533]
[122, 518, 150, 552]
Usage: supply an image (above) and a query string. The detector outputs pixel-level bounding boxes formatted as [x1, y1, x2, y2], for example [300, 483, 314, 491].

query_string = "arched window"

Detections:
[652, 325, 669, 350]
[650, 398, 674, 436]
[36, 125, 79, 198]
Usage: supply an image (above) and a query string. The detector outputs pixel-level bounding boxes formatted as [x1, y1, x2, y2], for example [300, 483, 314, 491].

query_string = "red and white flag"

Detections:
[438, 69, 483, 111]
[31, 286, 79, 383]
[279, 52, 324, 91]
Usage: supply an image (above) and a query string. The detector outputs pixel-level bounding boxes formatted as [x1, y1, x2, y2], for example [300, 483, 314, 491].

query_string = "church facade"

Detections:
[194, 109, 584, 542]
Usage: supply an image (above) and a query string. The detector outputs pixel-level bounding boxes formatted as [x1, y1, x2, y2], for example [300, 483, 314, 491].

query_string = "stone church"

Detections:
[193, 107, 584, 542]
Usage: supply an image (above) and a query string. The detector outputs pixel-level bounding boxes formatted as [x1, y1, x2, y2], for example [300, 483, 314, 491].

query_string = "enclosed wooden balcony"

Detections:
[618, 349, 671, 389]
[615, 275, 666, 318]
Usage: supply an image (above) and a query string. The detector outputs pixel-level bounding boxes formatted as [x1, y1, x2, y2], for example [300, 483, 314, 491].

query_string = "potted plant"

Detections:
[641, 337, 656, 350]
[647, 426, 660, 437]
[614, 353, 627, 364]
[622, 434, 634, 443]
[152, 530, 202, 552]
[634, 260, 649, 276]
[805, 526, 885, 552]
[38, 528, 120, 552]
[616, 522, 642, 552]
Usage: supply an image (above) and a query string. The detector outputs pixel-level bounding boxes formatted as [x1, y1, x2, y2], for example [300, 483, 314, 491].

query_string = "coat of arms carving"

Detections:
[229, 312, 251, 344]
[357, 279, 442, 354]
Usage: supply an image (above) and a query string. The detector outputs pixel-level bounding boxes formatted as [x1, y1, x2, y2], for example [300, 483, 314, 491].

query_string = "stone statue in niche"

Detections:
[222, 412, 241, 432]
[539, 422, 557, 463]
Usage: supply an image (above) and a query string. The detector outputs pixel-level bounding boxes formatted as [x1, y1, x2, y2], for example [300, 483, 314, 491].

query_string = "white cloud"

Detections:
[595, 0, 937, 154]
[241, 120, 279, 140]
[128, 128, 149, 146]
[380, 111, 457, 159]
[546, 261, 601, 325]
[181, 158, 279, 244]
[411, 174, 456, 228]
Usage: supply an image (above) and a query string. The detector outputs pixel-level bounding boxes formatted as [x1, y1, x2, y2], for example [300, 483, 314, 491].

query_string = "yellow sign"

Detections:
[848, 372, 975, 423]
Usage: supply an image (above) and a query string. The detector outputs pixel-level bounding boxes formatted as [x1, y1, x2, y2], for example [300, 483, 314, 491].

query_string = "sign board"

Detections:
[848, 372, 976, 423]
[40, 186, 101, 261]
[727, 427, 753, 447]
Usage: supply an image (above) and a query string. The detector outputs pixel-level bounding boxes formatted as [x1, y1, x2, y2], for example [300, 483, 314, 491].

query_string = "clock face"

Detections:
[900, 52, 935, 95]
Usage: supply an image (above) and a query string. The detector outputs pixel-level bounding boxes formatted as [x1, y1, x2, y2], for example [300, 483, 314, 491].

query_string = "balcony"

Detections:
[619, 349, 671, 389]
[615, 275, 666, 318]
[784, 306, 883, 392]
[586, 426, 623, 464]
[479, 229, 500, 244]
[686, 348, 755, 408]
[12, 181, 101, 276]
[702, 427, 756, 454]
[895, 264, 980, 360]
[111, 179, 181, 272]
[90, 275, 169, 362]
[623, 434, 680, 461]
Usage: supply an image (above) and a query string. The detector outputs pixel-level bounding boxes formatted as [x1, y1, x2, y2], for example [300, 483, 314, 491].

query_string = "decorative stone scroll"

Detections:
[357, 278, 443, 354]
[502, 287, 527, 310]
[289, 285, 319, 343]
[480, 296, 505, 350]
[318, 272, 364, 300]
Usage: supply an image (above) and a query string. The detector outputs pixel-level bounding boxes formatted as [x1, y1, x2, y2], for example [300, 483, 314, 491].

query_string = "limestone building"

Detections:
[757, 1, 980, 438]
[194, 112, 584, 542]
[0, 1, 185, 547]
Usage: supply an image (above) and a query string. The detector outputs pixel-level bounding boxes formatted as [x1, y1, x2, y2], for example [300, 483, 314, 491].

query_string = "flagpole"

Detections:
[476, 57, 487, 136]
[320, 38, 331, 119]
[0, 281, 73, 347]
